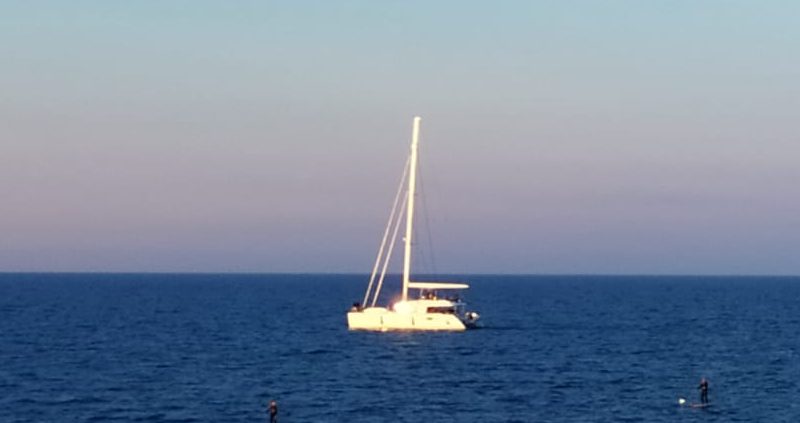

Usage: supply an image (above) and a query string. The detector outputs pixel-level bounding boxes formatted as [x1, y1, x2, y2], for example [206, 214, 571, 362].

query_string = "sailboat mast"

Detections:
[401, 116, 421, 302]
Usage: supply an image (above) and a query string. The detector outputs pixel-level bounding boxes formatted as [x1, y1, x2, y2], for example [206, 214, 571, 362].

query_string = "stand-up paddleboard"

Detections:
[678, 398, 711, 408]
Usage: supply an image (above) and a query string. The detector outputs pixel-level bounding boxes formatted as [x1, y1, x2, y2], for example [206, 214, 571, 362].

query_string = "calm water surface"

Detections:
[1, 274, 799, 422]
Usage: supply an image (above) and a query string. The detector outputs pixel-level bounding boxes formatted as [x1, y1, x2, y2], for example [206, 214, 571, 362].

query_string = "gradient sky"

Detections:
[2, 1, 799, 274]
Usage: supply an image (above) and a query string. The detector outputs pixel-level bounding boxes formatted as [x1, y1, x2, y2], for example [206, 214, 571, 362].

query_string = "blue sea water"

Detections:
[1, 274, 799, 422]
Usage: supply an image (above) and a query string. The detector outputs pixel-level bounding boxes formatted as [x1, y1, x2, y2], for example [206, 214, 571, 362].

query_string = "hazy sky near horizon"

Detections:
[2, 1, 799, 274]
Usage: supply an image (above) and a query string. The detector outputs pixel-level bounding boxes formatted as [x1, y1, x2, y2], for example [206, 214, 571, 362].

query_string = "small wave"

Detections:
[131, 412, 166, 422]
[52, 394, 107, 405]
[477, 325, 527, 331]
[302, 348, 333, 355]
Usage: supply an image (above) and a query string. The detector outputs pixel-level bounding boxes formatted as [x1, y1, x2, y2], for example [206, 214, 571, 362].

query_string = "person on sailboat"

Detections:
[698, 377, 709, 404]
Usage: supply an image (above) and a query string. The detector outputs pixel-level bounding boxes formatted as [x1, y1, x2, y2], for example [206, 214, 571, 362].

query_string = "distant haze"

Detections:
[2, 2, 799, 275]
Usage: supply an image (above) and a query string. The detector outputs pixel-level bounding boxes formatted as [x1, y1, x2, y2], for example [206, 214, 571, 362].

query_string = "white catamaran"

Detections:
[347, 117, 480, 331]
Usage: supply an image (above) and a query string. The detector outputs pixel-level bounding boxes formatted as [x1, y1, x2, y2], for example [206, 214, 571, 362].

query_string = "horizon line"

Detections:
[1, 271, 798, 278]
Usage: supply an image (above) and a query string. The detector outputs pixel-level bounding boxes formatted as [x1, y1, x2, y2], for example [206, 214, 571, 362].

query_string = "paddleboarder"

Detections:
[698, 377, 709, 404]
[268, 400, 278, 423]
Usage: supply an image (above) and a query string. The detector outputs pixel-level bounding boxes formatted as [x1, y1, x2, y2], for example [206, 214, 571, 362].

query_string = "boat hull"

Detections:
[347, 308, 467, 331]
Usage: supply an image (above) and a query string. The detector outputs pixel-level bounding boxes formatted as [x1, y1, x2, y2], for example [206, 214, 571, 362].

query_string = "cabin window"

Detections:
[427, 306, 455, 314]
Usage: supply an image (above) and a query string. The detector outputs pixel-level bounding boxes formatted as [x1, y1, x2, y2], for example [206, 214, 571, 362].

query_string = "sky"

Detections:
[1, 1, 799, 275]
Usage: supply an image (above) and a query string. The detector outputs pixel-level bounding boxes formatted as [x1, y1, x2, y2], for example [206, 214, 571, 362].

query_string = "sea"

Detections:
[1, 273, 798, 422]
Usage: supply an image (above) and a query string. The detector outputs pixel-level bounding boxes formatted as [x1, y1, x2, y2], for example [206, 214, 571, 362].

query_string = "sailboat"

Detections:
[347, 117, 480, 331]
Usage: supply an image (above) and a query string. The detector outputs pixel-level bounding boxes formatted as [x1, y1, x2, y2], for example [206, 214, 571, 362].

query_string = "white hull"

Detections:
[348, 308, 467, 331]
[348, 298, 477, 331]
